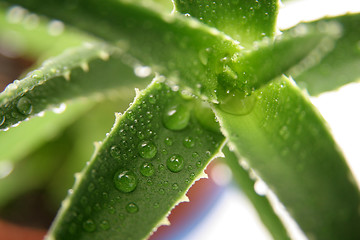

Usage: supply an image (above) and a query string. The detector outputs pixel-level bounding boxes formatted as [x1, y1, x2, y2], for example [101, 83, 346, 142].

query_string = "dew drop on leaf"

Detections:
[183, 136, 195, 148]
[199, 48, 211, 65]
[126, 202, 139, 213]
[94, 203, 101, 211]
[134, 65, 152, 78]
[100, 220, 110, 230]
[110, 145, 121, 160]
[172, 183, 179, 190]
[148, 94, 156, 104]
[108, 206, 116, 214]
[140, 162, 154, 177]
[138, 140, 157, 159]
[31, 70, 44, 80]
[69, 223, 77, 234]
[16, 97, 33, 115]
[218, 89, 257, 116]
[52, 103, 67, 114]
[164, 137, 173, 146]
[163, 103, 191, 131]
[113, 170, 137, 193]
[83, 219, 96, 232]
[158, 164, 165, 171]
[87, 183, 95, 192]
[137, 131, 145, 140]
[167, 154, 184, 173]
[0, 115, 5, 126]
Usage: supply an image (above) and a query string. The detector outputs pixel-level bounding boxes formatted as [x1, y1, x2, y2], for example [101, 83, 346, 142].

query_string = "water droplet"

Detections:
[164, 137, 173, 146]
[0, 115, 5, 126]
[127, 110, 135, 120]
[94, 203, 101, 211]
[110, 145, 121, 160]
[167, 154, 184, 173]
[183, 136, 195, 148]
[147, 179, 153, 185]
[249, 6, 255, 16]
[254, 179, 269, 196]
[172, 183, 179, 190]
[108, 206, 116, 214]
[158, 164, 165, 171]
[140, 162, 154, 177]
[100, 220, 110, 230]
[80, 196, 88, 206]
[113, 170, 137, 193]
[17, 97, 33, 115]
[189, 173, 196, 180]
[137, 131, 145, 140]
[194, 101, 220, 133]
[85, 206, 92, 215]
[192, 152, 199, 158]
[218, 89, 257, 116]
[163, 103, 191, 131]
[6, 6, 26, 23]
[138, 141, 157, 159]
[153, 202, 159, 208]
[53, 103, 66, 114]
[48, 20, 64, 36]
[279, 125, 290, 140]
[126, 202, 139, 213]
[88, 183, 95, 192]
[159, 188, 165, 195]
[184, 13, 191, 17]
[69, 223, 77, 234]
[31, 70, 44, 80]
[199, 48, 211, 65]
[83, 219, 96, 232]
[23, 13, 39, 30]
[134, 65, 152, 78]
[0, 161, 14, 179]
[196, 161, 202, 168]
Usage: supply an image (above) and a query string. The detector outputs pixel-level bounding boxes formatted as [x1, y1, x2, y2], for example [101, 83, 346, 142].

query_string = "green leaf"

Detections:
[287, 13, 360, 95]
[0, 5, 90, 59]
[0, 43, 150, 130]
[46, 98, 136, 207]
[223, 146, 290, 240]
[1, 0, 328, 102]
[174, 0, 279, 47]
[47, 79, 224, 240]
[214, 75, 360, 239]
[0, 100, 93, 164]
[0, 135, 67, 208]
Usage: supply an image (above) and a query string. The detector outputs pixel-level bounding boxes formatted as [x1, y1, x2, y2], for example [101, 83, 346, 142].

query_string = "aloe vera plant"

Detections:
[0, 0, 360, 239]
